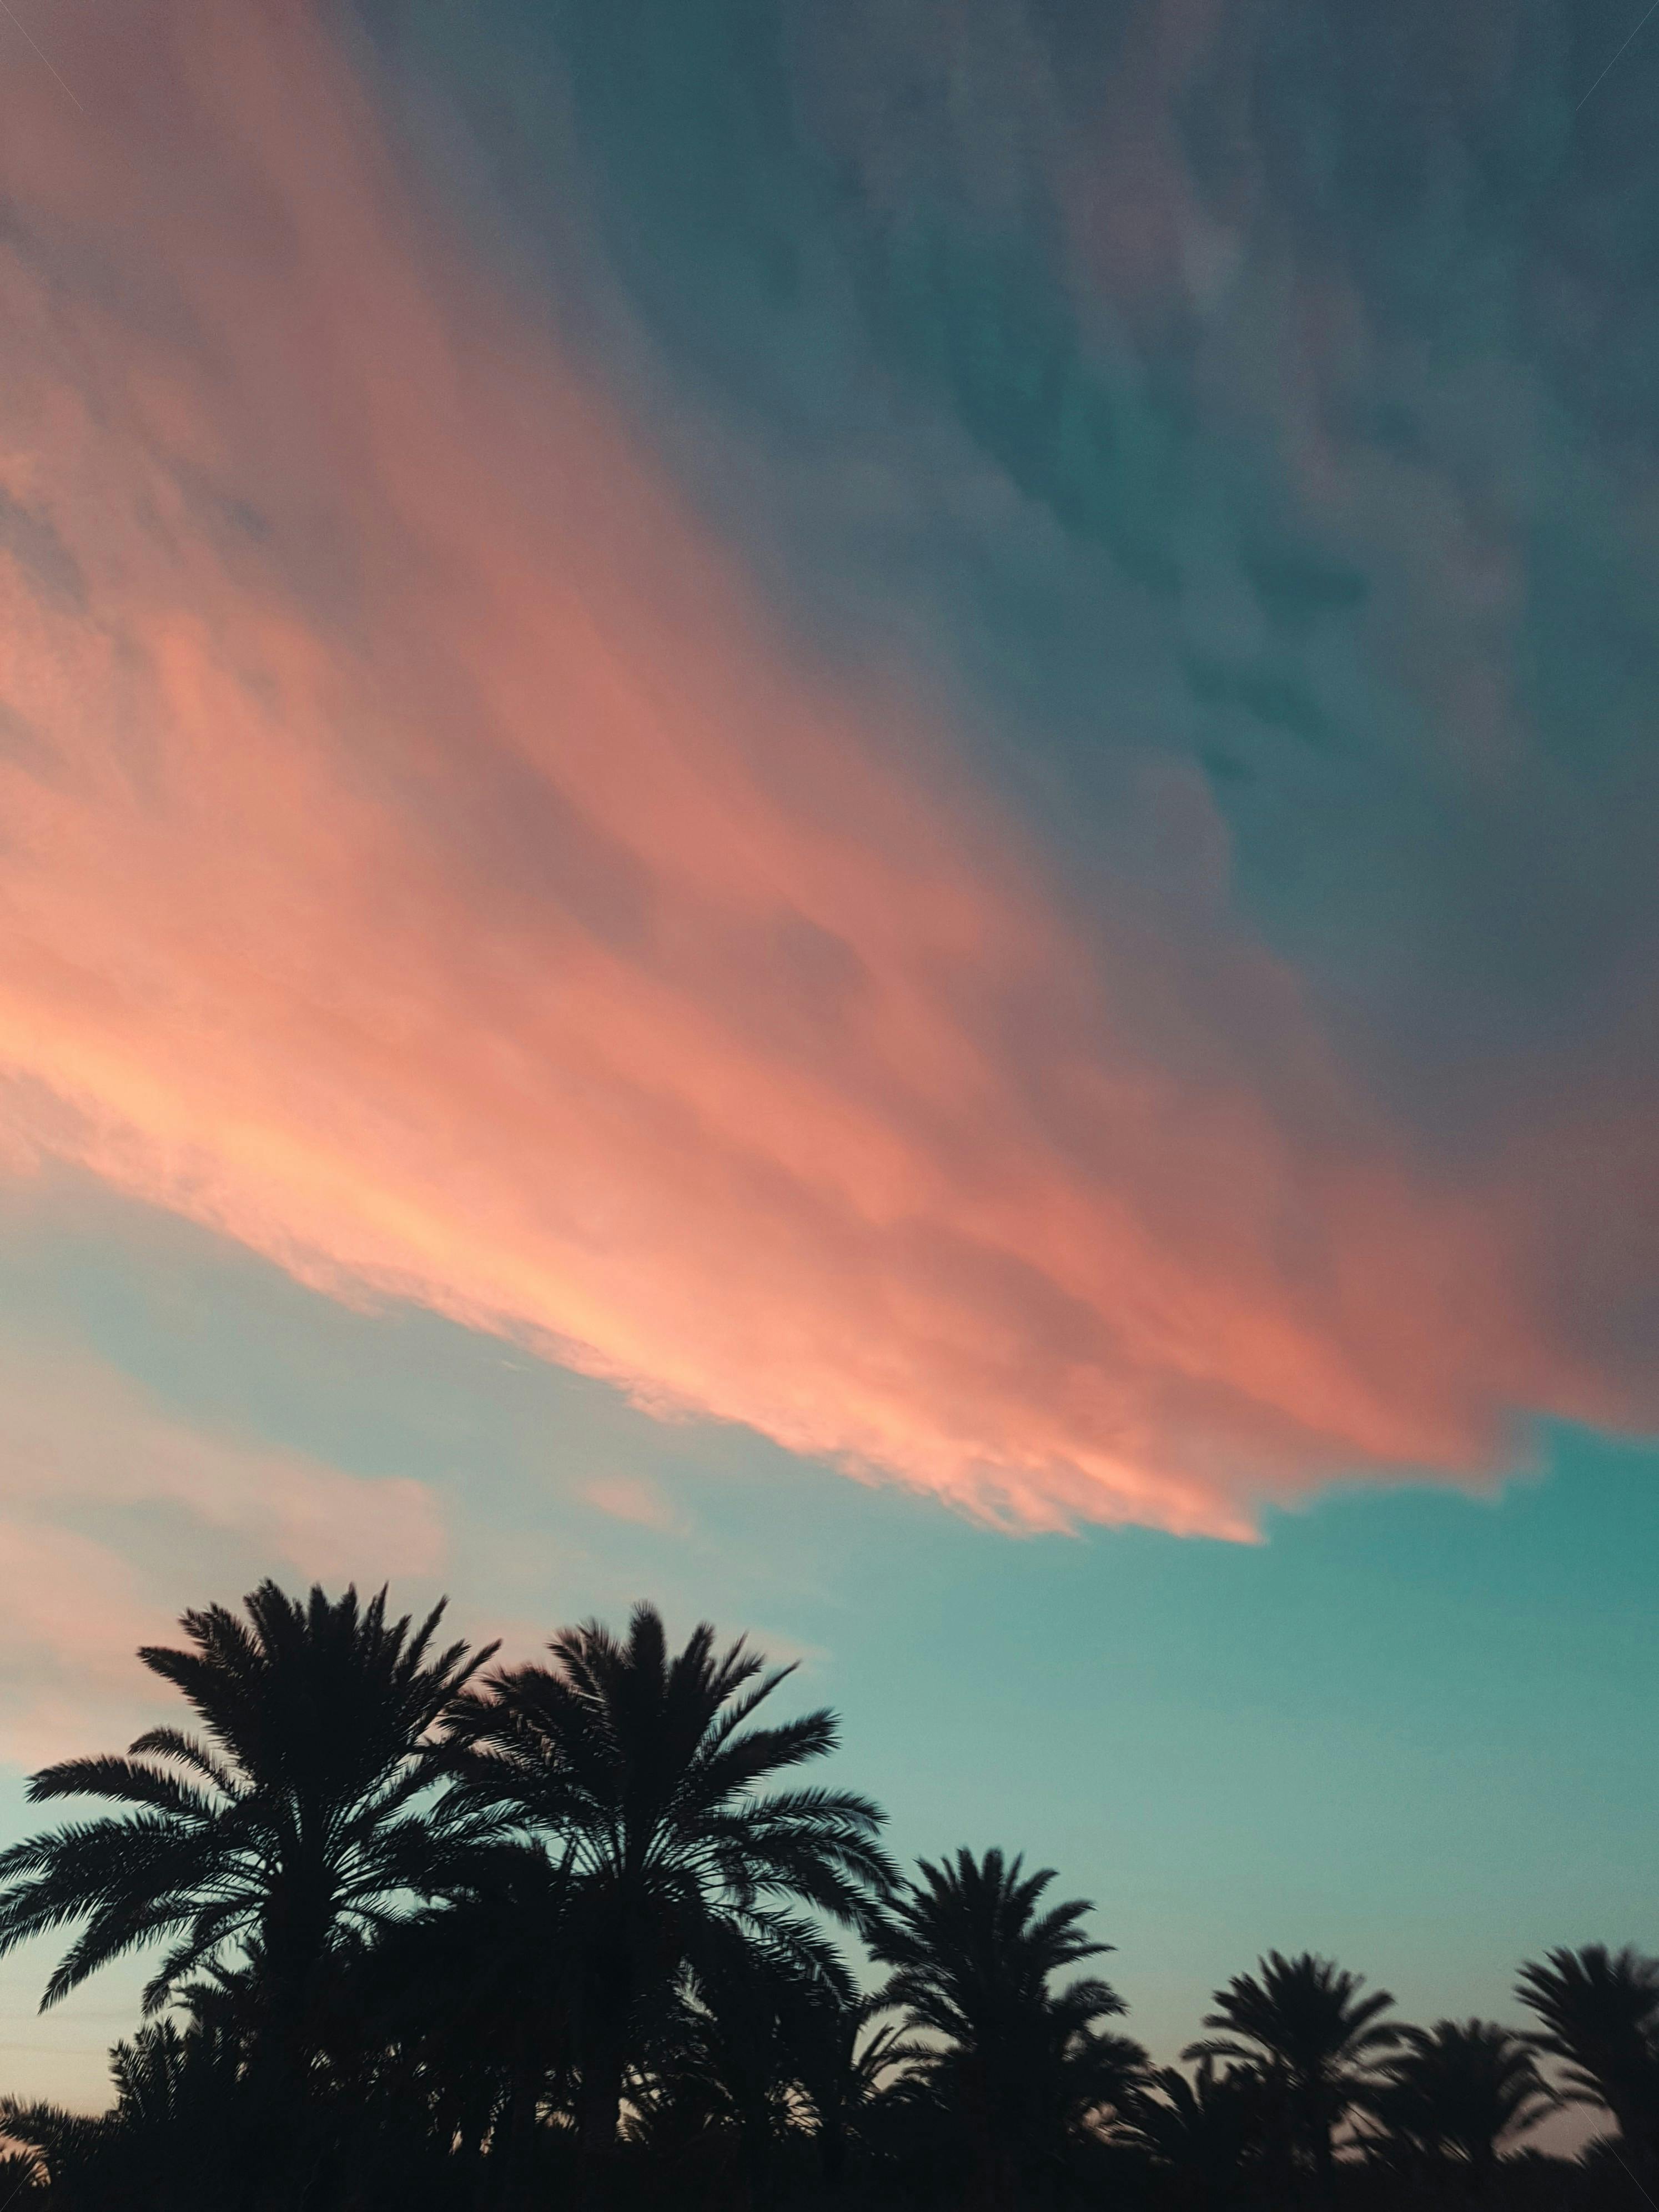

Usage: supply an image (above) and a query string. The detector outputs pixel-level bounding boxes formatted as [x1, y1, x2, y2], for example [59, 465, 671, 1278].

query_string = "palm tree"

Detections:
[1516, 1946, 1659, 2188]
[1361, 2020, 1554, 2194]
[0, 1581, 501, 2204]
[1185, 1951, 1399, 2209]
[1119, 2055, 1284, 2208]
[1, 2017, 245, 2210]
[449, 1601, 895, 2210]
[629, 1922, 836, 2212]
[0, 2151, 45, 2202]
[348, 1843, 580, 2209]
[792, 1990, 909, 2196]
[868, 1847, 1144, 2211]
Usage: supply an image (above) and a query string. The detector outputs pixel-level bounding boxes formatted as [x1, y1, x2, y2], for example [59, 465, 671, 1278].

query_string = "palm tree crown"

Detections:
[871, 1848, 1117, 2045]
[450, 1601, 895, 2190]
[1186, 1950, 1399, 2201]
[1365, 2019, 1554, 2182]
[1120, 2054, 1281, 2202]
[869, 1847, 1143, 2210]
[0, 1581, 499, 2021]
[1516, 1944, 1659, 2172]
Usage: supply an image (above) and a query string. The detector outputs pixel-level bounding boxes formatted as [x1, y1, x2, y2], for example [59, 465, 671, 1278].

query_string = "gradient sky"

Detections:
[1, 0, 1657, 2120]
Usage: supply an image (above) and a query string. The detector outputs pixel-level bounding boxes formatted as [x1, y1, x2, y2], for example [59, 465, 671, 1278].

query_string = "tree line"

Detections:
[0, 1580, 1652, 2210]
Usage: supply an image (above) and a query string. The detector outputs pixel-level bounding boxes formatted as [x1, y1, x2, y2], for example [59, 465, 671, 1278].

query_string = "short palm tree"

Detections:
[869, 1847, 1144, 2211]
[630, 1921, 836, 2212]
[1185, 1952, 1399, 2208]
[792, 1990, 909, 2195]
[449, 1601, 895, 2209]
[350, 1842, 580, 2206]
[1516, 1946, 1659, 2184]
[0, 1583, 500, 2126]
[1363, 2019, 1554, 2192]
[2, 2016, 245, 2210]
[1119, 2055, 1283, 2208]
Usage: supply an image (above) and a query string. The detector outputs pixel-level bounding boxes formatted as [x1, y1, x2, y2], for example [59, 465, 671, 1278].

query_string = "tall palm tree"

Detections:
[449, 1601, 895, 2210]
[1516, 1945, 1659, 2187]
[1362, 2020, 1554, 2194]
[0, 1581, 501, 2203]
[1185, 1952, 1399, 2209]
[869, 1847, 1144, 2211]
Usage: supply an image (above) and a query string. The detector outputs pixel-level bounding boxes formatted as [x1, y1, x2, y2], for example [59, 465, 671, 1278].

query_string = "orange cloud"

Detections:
[0, 1, 1625, 1537]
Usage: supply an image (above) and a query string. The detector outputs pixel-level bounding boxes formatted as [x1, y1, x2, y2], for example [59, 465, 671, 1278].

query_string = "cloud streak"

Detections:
[0, 1, 1652, 1539]
[0, 1338, 443, 1762]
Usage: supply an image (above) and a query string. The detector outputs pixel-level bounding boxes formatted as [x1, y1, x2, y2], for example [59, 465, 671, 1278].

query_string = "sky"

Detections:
[0, 0, 1657, 2119]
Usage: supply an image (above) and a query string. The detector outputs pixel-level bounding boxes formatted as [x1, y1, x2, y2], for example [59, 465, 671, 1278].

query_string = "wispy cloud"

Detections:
[0, 1517, 157, 1766]
[580, 1475, 684, 1535]
[0, 1337, 443, 1762]
[0, 0, 1653, 1546]
[0, 1343, 443, 1581]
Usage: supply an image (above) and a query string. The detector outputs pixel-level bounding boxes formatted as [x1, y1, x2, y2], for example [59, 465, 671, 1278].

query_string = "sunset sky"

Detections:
[1, 0, 1657, 2109]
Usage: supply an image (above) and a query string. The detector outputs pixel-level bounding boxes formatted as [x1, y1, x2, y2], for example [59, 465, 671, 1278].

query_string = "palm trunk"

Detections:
[1612, 2118, 1659, 2206]
[725, 2135, 756, 2212]
[738, 2102, 777, 2212]
[1312, 2124, 1336, 2212]
[459, 2102, 492, 2212]
[489, 2071, 544, 2211]
[575, 2042, 625, 2212]
[818, 2115, 848, 2194]
[967, 2107, 1020, 2212]
[254, 1904, 334, 2212]
[248, 2017, 318, 2212]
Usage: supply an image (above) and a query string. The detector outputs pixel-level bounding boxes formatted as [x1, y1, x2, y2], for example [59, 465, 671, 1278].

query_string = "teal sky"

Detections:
[1, 0, 1658, 2138]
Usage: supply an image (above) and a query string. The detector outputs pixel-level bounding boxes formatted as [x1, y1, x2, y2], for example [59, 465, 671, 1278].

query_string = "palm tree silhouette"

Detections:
[630, 1919, 838, 2212]
[1185, 1951, 1399, 2209]
[1361, 2019, 1554, 2194]
[351, 1842, 580, 2209]
[1516, 1945, 1659, 2189]
[2, 2015, 247, 2209]
[449, 1600, 894, 2210]
[869, 1846, 1144, 2211]
[0, 1581, 500, 2206]
[792, 1990, 908, 2197]
[1119, 2054, 1283, 2208]
[7, 1573, 1653, 2211]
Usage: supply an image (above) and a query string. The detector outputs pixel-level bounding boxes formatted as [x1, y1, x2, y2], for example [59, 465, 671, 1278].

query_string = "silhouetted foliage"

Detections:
[1185, 1952, 1400, 2209]
[1120, 2053, 1286, 2207]
[1516, 1945, 1659, 2194]
[0, 1581, 1636, 2212]
[0, 1582, 507, 2208]
[448, 1599, 897, 2207]
[2, 2018, 245, 2210]
[868, 1847, 1146, 2210]
[1357, 2020, 1555, 2195]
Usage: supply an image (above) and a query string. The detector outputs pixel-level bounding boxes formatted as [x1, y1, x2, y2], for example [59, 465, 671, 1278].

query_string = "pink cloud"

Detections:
[580, 1476, 683, 1534]
[0, 1, 1636, 1540]
[0, 1343, 444, 1582]
[0, 1516, 165, 1769]
[0, 1339, 445, 1763]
